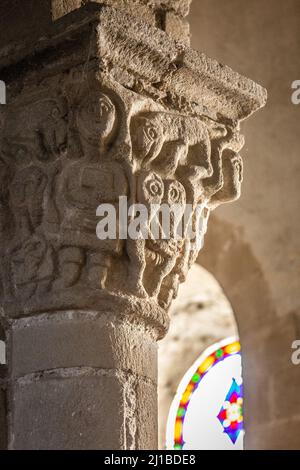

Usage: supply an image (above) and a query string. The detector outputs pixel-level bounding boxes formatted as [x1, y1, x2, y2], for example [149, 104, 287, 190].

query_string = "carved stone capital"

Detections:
[0, 3, 266, 338]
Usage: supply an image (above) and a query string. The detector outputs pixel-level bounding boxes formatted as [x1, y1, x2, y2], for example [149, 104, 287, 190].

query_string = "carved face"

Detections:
[209, 150, 244, 208]
[135, 171, 186, 260]
[131, 117, 165, 165]
[77, 92, 116, 147]
[99, 94, 115, 137]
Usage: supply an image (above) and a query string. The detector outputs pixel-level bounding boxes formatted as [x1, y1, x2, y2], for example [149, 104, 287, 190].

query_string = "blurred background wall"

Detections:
[159, 0, 300, 450]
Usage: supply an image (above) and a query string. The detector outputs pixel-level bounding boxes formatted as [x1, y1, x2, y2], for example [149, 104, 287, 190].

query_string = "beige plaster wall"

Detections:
[158, 0, 300, 451]
[188, 0, 300, 449]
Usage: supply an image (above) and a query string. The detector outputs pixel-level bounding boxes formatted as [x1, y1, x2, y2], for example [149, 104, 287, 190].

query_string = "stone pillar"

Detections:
[0, 2, 266, 449]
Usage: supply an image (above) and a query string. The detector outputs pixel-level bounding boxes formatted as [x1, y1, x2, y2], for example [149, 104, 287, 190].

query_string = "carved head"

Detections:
[131, 115, 165, 167]
[135, 171, 186, 263]
[77, 92, 116, 149]
[127, 110, 245, 309]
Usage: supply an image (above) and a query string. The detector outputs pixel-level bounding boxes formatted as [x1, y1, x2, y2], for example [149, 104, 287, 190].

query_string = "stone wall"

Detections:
[189, 0, 300, 450]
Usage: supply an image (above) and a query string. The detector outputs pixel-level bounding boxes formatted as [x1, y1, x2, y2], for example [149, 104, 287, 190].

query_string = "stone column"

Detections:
[0, 2, 266, 449]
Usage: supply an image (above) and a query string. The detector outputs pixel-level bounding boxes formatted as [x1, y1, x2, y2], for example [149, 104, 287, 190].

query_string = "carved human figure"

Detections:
[46, 89, 125, 290]
[0, 85, 245, 311]
[76, 91, 118, 159]
[3, 164, 54, 299]
[54, 160, 128, 289]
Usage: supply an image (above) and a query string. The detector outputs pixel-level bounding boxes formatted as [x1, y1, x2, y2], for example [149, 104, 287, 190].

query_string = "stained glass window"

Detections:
[166, 337, 244, 450]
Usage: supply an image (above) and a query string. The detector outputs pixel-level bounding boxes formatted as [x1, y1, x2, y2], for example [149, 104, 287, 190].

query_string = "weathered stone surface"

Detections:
[52, 1, 192, 44]
[52, 0, 192, 19]
[11, 372, 126, 449]
[11, 369, 156, 449]
[53, 0, 157, 27]
[135, 380, 158, 449]
[9, 313, 157, 382]
[164, 12, 190, 44]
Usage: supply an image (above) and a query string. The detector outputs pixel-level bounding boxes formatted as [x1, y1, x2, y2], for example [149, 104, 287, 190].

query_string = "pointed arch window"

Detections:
[166, 337, 244, 450]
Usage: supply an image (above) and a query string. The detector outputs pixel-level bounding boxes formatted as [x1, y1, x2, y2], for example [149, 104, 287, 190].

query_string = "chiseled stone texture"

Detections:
[8, 312, 158, 449]
[52, 0, 156, 24]
[135, 380, 158, 449]
[52, 0, 192, 18]
[52, 0, 191, 44]
[9, 313, 157, 382]
[11, 370, 145, 450]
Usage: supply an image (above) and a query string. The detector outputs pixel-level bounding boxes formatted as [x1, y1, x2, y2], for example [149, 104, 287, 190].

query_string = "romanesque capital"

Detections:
[0, 3, 267, 338]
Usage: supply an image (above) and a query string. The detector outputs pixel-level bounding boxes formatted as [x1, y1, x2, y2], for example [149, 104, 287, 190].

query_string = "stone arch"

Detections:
[158, 259, 238, 449]
[159, 213, 284, 450]
[197, 214, 276, 339]
[197, 214, 283, 449]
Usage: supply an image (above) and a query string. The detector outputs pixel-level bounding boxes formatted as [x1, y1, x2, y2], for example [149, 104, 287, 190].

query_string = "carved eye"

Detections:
[137, 171, 164, 204]
[144, 124, 158, 142]
[99, 99, 110, 116]
[166, 181, 186, 205]
[146, 177, 164, 198]
[169, 187, 180, 203]
[99, 96, 114, 118]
